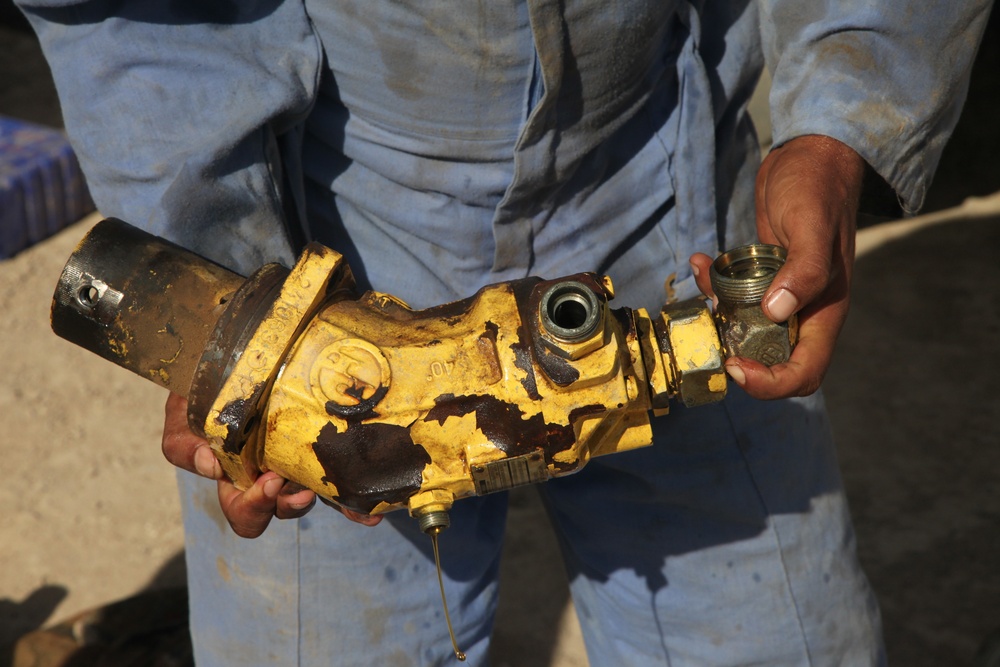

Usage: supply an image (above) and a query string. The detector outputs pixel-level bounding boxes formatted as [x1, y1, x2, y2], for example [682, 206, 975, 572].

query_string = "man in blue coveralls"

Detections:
[18, 0, 993, 664]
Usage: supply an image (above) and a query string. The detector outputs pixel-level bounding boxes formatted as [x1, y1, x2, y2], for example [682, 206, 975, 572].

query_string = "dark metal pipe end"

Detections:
[51, 218, 246, 396]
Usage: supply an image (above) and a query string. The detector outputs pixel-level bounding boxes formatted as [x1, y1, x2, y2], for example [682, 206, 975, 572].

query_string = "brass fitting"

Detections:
[409, 489, 456, 534]
[710, 244, 798, 366]
[536, 278, 609, 359]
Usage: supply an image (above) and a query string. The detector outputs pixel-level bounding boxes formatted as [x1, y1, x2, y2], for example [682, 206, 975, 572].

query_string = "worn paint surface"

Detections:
[199, 242, 352, 490]
[262, 271, 687, 517]
[55, 224, 738, 520]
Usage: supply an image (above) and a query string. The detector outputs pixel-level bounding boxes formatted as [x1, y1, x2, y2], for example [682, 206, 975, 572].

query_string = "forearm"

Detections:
[760, 0, 993, 214]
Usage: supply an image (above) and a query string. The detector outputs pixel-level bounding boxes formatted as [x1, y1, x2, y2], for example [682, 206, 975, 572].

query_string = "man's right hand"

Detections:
[161, 392, 381, 537]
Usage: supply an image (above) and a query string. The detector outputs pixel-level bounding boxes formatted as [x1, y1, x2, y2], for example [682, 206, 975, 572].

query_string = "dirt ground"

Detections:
[3, 6, 1000, 667]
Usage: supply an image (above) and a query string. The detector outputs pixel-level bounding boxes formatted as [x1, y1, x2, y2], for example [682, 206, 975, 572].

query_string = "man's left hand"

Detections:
[691, 134, 866, 400]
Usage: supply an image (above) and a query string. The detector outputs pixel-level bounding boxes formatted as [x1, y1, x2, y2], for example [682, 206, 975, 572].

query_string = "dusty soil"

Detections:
[0, 213, 186, 651]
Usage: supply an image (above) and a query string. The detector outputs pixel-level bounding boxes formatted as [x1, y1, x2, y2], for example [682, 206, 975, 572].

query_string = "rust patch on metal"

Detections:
[323, 385, 389, 420]
[423, 393, 577, 471]
[312, 422, 431, 514]
[510, 325, 541, 400]
[51, 218, 245, 397]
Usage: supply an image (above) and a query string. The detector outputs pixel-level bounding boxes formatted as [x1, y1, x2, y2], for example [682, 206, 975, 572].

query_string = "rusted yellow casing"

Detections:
[54, 219, 757, 524]
[260, 272, 664, 517]
[196, 244, 353, 490]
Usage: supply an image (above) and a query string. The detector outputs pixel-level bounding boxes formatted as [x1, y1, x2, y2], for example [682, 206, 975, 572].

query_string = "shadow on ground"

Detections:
[1, 554, 189, 667]
[827, 215, 1000, 667]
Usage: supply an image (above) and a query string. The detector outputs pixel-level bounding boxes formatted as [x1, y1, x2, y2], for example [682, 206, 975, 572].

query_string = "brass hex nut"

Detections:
[408, 489, 456, 519]
[535, 277, 610, 361]
[657, 299, 727, 407]
[714, 303, 797, 366]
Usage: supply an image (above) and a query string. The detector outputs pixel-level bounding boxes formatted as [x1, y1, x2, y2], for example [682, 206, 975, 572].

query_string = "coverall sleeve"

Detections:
[760, 0, 993, 214]
[14, 0, 323, 274]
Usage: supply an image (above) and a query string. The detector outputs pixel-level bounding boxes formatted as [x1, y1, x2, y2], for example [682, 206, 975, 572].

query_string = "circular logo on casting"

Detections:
[310, 338, 391, 408]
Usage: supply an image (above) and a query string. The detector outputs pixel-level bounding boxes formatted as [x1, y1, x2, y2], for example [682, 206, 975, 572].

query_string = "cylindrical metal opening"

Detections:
[51, 218, 246, 396]
[539, 281, 603, 342]
[710, 244, 787, 303]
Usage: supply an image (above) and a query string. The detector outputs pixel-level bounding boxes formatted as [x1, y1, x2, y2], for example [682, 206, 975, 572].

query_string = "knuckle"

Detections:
[160, 435, 184, 465]
[785, 258, 831, 295]
[230, 523, 264, 539]
[225, 505, 272, 538]
[795, 375, 824, 397]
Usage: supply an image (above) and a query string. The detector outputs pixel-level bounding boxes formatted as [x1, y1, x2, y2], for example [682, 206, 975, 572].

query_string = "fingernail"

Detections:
[280, 482, 307, 496]
[288, 497, 315, 511]
[765, 288, 798, 322]
[193, 446, 220, 479]
[263, 477, 284, 500]
[726, 363, 746, 386]
[690, 262, 700, 277]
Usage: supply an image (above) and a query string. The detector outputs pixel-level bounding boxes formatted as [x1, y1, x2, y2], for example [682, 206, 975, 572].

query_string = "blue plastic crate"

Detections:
[0, 115, 95, 258]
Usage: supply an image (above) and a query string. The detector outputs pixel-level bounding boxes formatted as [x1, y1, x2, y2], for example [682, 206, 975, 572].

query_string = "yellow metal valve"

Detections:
[52, 219, 793, 524]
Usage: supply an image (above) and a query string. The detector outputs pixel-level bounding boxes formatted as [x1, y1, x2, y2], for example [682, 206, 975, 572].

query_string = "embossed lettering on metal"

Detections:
[471, 452, 548, 495]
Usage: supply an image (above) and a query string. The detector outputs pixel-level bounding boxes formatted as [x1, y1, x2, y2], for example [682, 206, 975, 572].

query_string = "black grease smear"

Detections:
[344, 384, 367, 402]
[653, 316, 673, 355]
[508, 278, 543, 398]
[424, 393, 580, 472]
[510, 323, 542, 400]
[569, 404, 608, 423]
[312, 422, 430, 514]
[216, 397, 252, 454]
[324, 385, 388, 420]
[611, 307, 637, 340]
[535, 347, 580, 386]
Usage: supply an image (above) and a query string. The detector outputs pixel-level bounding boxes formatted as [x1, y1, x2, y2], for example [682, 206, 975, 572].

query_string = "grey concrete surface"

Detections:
[2, 4, 1000, 666]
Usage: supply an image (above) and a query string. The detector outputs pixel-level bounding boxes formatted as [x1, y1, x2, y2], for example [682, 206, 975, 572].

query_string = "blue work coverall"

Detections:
[18, 0, 991, 664]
